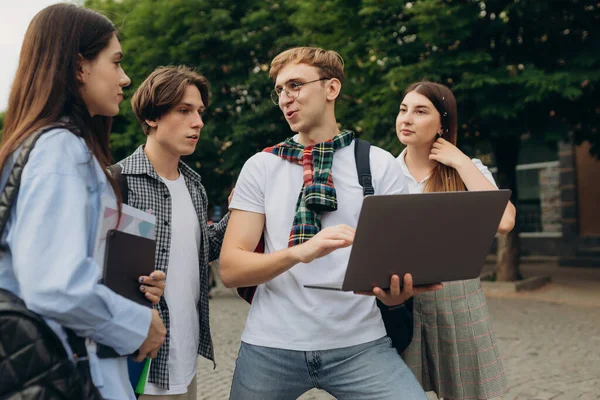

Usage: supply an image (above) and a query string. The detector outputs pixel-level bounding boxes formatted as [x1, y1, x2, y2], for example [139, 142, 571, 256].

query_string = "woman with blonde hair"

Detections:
[396, 81, 515, 399]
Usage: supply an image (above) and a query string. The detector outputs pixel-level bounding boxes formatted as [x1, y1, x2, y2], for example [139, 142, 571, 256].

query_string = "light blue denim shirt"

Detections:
[0, 128, 152, 400]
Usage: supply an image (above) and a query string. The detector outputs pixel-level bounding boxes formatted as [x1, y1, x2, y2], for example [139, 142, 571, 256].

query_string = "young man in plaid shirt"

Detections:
[116, 66, 230, 399]
[220, 47, 441, 399]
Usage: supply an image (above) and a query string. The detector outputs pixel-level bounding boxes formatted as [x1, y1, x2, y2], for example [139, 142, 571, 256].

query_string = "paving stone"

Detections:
[195, 296, 600, 399]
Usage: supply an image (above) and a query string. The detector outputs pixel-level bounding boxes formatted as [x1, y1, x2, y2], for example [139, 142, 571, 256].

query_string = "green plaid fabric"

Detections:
[263, 130, 355, 247]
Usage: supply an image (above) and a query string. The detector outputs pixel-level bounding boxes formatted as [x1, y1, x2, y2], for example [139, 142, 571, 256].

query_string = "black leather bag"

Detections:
[0, 126, 103, 399]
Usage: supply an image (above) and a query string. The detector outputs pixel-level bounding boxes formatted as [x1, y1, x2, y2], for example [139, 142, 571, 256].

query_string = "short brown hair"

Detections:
[132, 66, 210, 135]
[269, 47, 344, 83]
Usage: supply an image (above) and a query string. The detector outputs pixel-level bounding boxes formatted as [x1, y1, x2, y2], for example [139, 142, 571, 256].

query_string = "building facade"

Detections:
[472, 139, 599, 266]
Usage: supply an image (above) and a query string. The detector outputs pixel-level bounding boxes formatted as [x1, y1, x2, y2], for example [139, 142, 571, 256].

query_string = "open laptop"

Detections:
[304, 190, 511, 292]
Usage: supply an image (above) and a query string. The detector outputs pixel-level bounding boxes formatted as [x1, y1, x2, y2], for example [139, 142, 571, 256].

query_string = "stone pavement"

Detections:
[196, 263, 600, 399]
[481, 261, 600, 308]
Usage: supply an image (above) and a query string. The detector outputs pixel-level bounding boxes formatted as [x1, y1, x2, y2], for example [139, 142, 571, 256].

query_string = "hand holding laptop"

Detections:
[355, 273, 443, 307]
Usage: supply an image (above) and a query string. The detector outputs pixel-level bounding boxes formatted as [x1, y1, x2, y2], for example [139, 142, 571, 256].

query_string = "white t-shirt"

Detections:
[230, 136, 409, 351]
[145, 173, 201, 395]
[396, 148, 497, 193]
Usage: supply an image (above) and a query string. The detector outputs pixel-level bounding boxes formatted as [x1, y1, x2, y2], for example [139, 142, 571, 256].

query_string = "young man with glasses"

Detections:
[220, 47, 440, 399]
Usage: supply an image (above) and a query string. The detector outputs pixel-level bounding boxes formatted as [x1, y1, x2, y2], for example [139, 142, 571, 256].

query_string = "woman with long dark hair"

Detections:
[396, 81, 515, 399]
[0, 4, 166, 399]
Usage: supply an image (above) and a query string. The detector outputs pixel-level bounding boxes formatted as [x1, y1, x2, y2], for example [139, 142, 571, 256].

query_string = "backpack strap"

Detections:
[108, 163, 129, 204]
[354, 138, 374, 196]
[65, 327, 96, 382]
[353, 138, 414, 353]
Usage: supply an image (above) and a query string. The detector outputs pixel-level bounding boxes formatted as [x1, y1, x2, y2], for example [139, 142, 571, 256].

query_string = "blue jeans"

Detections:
[230, 336, 427, 400]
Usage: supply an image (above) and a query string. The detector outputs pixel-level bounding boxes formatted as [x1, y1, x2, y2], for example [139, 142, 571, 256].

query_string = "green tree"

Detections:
[87, 0, 299, 208]
[87, 0, 599, 279]
[281, 0, 600, 280]
[381, 0, 599, 280]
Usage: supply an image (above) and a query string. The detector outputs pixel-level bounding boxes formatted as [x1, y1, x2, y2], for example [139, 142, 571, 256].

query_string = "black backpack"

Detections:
[0, 127, 103, 399]
[237, 138, 414, 355]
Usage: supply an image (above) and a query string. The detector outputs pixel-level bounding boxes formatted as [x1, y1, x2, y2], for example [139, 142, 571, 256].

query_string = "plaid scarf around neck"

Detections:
[263, 130, 355, 247]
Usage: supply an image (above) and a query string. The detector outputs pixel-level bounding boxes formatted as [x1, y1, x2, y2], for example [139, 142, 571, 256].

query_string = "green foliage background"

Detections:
[82, 0, 599, 206]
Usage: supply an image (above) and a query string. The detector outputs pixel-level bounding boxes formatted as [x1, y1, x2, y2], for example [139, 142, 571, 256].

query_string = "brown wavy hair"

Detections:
[0, 4, 122, 201]
[404, 81, 466, 193]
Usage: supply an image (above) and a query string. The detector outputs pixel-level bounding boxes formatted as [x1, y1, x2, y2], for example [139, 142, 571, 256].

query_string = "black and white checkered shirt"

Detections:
[117, 146, 229, 389]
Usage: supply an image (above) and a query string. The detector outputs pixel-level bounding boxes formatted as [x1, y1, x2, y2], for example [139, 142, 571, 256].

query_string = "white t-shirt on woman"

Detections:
[396, 148, 497, 194]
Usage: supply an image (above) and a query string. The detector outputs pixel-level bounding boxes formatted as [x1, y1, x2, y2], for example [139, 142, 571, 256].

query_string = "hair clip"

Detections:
[442, 96, 445, 100]
[443, 112, 448, 116]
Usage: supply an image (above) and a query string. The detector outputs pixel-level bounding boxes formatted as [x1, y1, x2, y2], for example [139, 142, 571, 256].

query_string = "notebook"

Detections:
[103, 229, 156, 306]
[93, 196, 157, 358]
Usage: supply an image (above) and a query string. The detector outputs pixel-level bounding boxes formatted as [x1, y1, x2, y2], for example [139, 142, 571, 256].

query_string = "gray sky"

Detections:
[0, 0, 67, 112]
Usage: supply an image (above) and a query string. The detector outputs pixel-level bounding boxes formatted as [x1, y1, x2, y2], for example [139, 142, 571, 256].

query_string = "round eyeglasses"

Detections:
[270, 78, 330, 105]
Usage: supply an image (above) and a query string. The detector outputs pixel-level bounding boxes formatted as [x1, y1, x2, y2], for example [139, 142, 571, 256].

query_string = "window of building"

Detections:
[465, 140, 561, 237]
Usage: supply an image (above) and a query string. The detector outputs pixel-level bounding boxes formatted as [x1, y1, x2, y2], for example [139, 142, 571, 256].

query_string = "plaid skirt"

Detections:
[401, 278, 508, 399]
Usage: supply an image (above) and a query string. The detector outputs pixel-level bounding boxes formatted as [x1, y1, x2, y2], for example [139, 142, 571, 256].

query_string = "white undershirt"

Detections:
[144, 172, 201, 395]
[396, 148, 497, 193]
[230, 137, 409, 351]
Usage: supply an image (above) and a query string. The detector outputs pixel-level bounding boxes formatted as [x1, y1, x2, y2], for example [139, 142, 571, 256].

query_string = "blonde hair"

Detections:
[269, 47, 344, 83]
[132, 66, 210, 135]
[404, 81, 466, 193]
